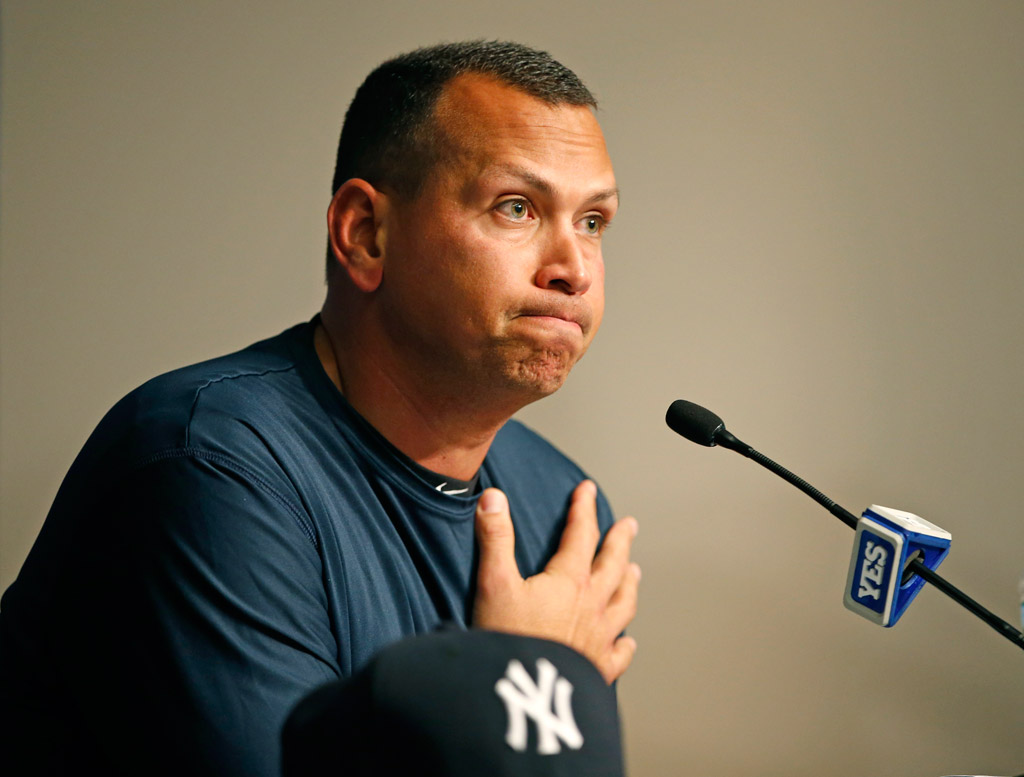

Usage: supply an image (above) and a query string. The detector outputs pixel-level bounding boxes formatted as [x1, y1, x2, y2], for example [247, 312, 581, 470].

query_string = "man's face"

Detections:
[378, 74, 618, 405]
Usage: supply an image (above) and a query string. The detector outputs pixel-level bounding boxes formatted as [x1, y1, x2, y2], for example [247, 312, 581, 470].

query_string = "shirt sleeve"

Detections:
[59, 451, 340, 777]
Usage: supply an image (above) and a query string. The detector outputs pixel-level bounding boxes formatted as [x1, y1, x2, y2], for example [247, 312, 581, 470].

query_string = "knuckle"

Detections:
[570, 511, 600, 539]
[477, 518, 513, 542]
[477, 559, 514, 588]
[602, 524, 632, 554]
[623, 596, 638, 621]
[570, 570, 595, 595]
[612, 518, 637, 545]
[475, 570, 512, 601]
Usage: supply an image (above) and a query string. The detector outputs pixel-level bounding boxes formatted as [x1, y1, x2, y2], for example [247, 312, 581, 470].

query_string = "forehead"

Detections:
[430, 73, 615, 189]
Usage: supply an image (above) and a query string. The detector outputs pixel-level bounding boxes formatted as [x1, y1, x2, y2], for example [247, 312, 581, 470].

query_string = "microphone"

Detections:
[664, 400, 726, 447]
[666, 400, 857, 529]
[665, 399, 1024, 651]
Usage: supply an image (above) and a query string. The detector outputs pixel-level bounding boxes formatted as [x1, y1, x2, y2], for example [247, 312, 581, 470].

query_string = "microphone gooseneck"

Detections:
[666, 400, 857, 529]
[666, 399, 1024, 652]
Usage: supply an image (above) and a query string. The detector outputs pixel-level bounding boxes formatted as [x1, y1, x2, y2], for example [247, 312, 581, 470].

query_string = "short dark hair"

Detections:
[330, 40, 597, 201]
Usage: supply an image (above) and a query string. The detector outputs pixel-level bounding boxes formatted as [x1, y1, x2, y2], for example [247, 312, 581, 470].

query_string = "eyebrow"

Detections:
[491, 163, 620, 206]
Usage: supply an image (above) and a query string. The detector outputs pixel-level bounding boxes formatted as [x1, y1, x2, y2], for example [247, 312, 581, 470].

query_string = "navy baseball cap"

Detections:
[282, 627, 626, 776]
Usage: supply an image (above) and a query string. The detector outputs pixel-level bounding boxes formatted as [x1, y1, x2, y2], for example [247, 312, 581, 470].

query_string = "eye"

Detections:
[578, 214, 607, 236]
[495, 198, 532, 221]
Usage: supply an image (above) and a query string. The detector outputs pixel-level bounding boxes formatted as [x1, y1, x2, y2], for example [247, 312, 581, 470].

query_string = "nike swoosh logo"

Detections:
[436, 482, 470, 496]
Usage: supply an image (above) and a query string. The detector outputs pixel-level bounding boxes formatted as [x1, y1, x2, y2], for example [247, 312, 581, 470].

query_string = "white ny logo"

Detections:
[494, 658, 584, 755]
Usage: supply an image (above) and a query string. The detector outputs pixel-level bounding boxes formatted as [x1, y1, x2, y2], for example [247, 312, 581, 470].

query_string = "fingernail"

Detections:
[478, 489, 505, 515]
[631, 563, 642, 581]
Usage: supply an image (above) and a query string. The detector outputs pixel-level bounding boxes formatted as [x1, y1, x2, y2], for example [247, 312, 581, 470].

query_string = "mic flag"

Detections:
[667, 398, 1024, 651]
[844, 505, 951, 627]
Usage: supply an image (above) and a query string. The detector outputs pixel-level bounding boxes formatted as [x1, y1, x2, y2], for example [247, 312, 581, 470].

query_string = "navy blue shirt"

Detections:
[0, 320, 613, 776]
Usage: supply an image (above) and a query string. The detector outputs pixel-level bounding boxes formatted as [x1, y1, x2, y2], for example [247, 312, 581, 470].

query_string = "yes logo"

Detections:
[857, 541, 889, 600]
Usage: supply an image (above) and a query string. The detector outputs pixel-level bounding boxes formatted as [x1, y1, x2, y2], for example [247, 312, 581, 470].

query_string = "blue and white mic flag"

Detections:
[843, 505, 951, 627]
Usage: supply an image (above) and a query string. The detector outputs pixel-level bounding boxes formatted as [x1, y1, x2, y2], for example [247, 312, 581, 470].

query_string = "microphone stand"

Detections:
[714, 426, 1024, 652]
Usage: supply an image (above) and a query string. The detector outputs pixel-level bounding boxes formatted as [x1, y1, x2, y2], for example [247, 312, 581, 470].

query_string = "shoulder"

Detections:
[41, 323, 328, 556]
[74, 322, 318, 474]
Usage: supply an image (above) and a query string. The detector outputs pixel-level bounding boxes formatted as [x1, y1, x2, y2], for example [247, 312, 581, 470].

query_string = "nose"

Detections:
[534, 225, 593, 295]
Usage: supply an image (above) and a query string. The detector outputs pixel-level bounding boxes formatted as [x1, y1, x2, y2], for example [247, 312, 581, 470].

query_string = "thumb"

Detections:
[474, 488, 520, 588]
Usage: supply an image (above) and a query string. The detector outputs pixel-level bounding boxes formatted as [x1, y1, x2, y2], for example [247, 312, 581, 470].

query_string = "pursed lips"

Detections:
[514, 303, 591, 333]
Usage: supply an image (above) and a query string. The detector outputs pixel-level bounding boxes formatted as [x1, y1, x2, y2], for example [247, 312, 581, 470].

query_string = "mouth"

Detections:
[522, 314, 582, 331]
[515, 302, 591, 334]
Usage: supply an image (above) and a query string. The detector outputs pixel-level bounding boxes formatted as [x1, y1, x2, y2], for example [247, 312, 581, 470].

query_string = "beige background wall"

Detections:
[3, 2, 1022, 774]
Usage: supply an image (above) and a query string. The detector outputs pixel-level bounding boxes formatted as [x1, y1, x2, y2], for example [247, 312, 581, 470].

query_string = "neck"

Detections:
[316, 309, 520, 482]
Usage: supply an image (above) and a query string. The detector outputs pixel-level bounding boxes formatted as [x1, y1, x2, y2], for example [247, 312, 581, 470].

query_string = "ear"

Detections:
[326, 179, 390, 292]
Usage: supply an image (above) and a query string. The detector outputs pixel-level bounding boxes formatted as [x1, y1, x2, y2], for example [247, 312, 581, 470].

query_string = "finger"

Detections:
[590, 516, 638, 595]
[474, 488, 522, 591]
[600, 634, 638, 684]
[604, 562, 641, 635]
[546, 480, 601, 579]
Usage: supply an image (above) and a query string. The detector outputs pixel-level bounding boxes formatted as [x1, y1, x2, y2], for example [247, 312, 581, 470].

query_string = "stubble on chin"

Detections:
[502, 348, 578, 398]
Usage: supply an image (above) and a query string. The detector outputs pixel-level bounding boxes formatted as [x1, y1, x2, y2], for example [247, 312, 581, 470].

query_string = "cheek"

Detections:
[589, 261, 606, 321]
[447, 234, 523, 299]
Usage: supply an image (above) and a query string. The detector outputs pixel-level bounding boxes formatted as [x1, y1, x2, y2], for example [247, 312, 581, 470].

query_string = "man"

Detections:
[0, 41, 639, 776]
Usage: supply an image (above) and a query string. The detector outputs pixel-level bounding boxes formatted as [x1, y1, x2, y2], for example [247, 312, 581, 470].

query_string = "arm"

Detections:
[471, 480, 640, 683]
[61, 453, 339, 777]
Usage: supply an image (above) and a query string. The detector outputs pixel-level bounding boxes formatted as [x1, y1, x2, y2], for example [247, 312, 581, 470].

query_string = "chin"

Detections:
[505, 350, 576, 397]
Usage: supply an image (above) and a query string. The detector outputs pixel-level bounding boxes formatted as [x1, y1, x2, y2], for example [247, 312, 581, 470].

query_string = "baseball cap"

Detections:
[282, 627, 625, 776]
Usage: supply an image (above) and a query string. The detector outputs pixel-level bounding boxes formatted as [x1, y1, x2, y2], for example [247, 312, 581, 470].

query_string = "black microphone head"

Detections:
[665, 400, 726, 447]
